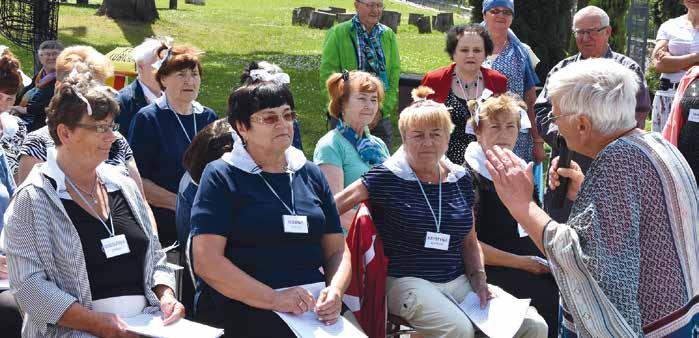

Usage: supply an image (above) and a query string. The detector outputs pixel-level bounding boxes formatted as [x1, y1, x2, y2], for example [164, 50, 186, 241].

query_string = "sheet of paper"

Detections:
[0, 279, 8, 290]
[457, 291, 531, 338]
[274, 282, 367, 338]
[123, 313, 224, 338]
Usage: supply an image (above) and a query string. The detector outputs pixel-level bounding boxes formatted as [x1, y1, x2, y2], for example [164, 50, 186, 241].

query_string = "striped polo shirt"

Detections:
[361, 164, 475, 283]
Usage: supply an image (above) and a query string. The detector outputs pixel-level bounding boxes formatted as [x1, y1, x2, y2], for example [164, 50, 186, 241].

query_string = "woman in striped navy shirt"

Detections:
[335, 86, 547, 338]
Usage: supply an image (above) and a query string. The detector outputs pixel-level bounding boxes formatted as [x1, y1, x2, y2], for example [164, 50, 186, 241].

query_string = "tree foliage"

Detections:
[650, 0, 685, 32]
[586, 0, 630, 53]
[468, 0, 575, 82]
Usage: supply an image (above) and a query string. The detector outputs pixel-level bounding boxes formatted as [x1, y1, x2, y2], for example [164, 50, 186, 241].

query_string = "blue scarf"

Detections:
[480, 22, 539, 86]
[351, 15, 389, 90]
[336, 119, 388, 166]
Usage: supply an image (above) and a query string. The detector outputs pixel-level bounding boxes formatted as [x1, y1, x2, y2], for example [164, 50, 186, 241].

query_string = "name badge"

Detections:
[101, 234, 130, 259]
[689, 109, 699, 123]
[283, 215, 309, 233]
[424, 231, 450, 251]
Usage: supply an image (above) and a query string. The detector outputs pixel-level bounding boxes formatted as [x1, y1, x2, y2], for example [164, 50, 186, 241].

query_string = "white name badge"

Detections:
[689, 109, 699, 123]
[424, 231, 450, 251]
[283, 215, 309, 234]
[101, 234, 130, 259]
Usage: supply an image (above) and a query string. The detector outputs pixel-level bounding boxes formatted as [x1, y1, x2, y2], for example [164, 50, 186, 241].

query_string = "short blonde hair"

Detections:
[399, 86, 454, 136]
[326, 70, 385, 120]
[56, 45, 114, 83]
[466, 93, 523, 132]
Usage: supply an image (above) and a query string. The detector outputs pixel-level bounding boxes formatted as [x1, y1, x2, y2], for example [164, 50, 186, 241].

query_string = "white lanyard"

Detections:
[166, 100, 196, 143]
[258, 173, 296, 215]
[455, 71, 483, 101]
[414, 165, 442, 233]
[65, 176, 115, 237]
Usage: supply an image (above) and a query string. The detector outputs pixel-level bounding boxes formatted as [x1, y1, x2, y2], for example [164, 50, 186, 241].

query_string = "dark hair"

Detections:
[182, 119, 234, 183]
[155, 45, 203, 90]
[0, 54, 23, 95]
[46, 73, 119, 146]
[38, 40, 63, 51]
[227, 81, 295, 133]
[240, 61, 261, 85]
[445, 24, 494, 59]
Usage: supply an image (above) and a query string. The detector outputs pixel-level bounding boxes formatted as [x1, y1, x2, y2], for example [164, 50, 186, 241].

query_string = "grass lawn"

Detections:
[0, 0, 468, 156]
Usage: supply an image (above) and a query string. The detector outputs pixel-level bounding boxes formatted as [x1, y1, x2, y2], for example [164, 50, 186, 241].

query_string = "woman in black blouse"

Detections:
[463, 93, 558, 337]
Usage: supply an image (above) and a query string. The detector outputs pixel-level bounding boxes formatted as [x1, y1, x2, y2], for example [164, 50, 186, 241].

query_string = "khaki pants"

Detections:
[386, 275, 548, 338]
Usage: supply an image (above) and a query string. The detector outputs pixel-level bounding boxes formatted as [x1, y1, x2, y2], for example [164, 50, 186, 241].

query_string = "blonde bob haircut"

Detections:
[398, 86, 454, 136]
[326, 70, 385, 120]
[466, 93, 524, 132]
[56, 45, 114, 84]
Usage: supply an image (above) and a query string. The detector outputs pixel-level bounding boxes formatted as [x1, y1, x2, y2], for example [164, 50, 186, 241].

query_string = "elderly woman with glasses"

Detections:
[3, 75, 183, 337]
[487, 58, 699, 337]
[335, 86, 548, 338]
[190, 81, 352, 337]
[19, 40, 63, 132]
[479, 0, 544, 167]
[128, 45, 217, 248]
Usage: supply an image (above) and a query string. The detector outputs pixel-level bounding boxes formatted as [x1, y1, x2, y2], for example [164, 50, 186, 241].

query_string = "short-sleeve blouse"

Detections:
[656, 16, 699, 82]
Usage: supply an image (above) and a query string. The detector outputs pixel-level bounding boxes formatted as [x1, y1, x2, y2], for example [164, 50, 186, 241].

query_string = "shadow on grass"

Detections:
[58, 2, 101, 10]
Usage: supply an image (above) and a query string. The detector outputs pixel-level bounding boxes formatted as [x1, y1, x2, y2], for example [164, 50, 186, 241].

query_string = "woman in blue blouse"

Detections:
[335, 86, 547, 338]
[481, 0, 545, 166]
[190, 82, 352, 337]
[128, 45, 217, 248]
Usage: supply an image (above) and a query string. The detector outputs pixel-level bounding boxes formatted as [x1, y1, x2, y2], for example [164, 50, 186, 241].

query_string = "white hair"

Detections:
[132, 37, 170, 66]
[573, 5, 610, 28]
[546, 58, 638, 135]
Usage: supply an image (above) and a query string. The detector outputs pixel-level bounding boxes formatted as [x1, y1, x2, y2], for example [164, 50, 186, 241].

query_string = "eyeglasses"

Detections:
[250, 111, 297, 125]
[487, 8, 513, 16]
[356, 0, 384, 10]
[548, 112, 577, 123]
[38, 51, 60, 58]
[573, 26, 608, 38]
[75, 122, 119, 133]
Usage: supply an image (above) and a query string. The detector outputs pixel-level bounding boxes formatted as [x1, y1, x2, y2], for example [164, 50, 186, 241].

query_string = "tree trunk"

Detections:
[336, 13, 355, 23]
[308, 11, 335, 29]
[76, 0, 89, 4]
[416, 16, 432, 34]
[434, 12, 454, 33]
[380, 10, 401, 33]
[408, 13, 424, 26]
[328, 6, 346, 14]
[97, 0, 159, 23]
[169, 0, 177, 9]
[292, 7, 315, 25]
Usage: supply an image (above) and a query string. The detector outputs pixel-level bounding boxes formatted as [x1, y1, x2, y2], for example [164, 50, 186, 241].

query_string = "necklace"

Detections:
[70, 176, 98, 204]
[454, 71, 483, 100]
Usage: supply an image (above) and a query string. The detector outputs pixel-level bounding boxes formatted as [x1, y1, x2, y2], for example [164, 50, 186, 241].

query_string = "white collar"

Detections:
[464, 142, 526, 181]
[155, 93, 204, 115]
[137, 78, 162, 104]
[221, 132, 307, 174]
[383, 146, 466, 183]
[39, 148, 121, 200]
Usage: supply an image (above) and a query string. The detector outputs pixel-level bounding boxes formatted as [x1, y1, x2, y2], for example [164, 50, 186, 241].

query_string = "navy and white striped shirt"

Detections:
[361, 165, 475, 283]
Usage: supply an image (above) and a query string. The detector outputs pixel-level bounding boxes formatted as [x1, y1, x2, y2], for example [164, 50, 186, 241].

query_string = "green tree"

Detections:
[650, 0, 685, 32]
[469, 0, 575, 81]
[586, 0, 630, 54]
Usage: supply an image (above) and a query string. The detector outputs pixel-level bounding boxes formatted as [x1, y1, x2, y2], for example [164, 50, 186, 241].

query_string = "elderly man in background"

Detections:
[116, 37, 169, 136]
[534, 5, 651, 222]
[19, 40, 63, 132]
[319, 0, 400, 148]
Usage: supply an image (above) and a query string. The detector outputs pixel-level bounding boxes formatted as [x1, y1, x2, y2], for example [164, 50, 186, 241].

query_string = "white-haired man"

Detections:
[116, 37, 168, 136]
[488, 58, 698, 338]
[534, 6, 651, 222]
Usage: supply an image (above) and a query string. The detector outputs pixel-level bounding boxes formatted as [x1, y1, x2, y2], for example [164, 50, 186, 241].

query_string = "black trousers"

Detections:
[0, 290, 22, 338]
[196, 298, 296, 338]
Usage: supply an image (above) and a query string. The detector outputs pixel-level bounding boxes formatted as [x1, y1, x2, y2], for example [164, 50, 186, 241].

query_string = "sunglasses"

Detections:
[250, 111, 297, 125]
[488, 8, 513, 16]
[75, 122, 119, 133]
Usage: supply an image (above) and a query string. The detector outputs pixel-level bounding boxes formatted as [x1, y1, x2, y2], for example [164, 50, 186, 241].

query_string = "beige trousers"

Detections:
[386, 275, 548, 338]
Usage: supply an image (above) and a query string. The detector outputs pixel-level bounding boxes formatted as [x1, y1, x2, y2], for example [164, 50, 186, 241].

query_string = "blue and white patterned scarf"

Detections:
[352, 15, 389, 89]
[335, 119, 388, 166]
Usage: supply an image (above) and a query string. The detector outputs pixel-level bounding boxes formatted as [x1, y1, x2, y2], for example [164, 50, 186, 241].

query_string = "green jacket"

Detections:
[319, 19, 401, 116]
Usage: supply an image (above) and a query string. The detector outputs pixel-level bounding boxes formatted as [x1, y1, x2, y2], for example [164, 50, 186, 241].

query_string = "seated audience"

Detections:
[191, 81, 352, 337]
[0, 50, 28, 176]
[128, 45, 217, 248]
[335, 87, 548, 338]
[4, 75, 183, 337]
[464, 93, 559, 336]
[314, 70, 389, 229]
[19, 40, 63, 131]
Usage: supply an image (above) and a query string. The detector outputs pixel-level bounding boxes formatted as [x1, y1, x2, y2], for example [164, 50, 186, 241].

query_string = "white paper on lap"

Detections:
[450, 289, 531, 338]
[274, 282, 367, 338]
[123, 313, 224, 338]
